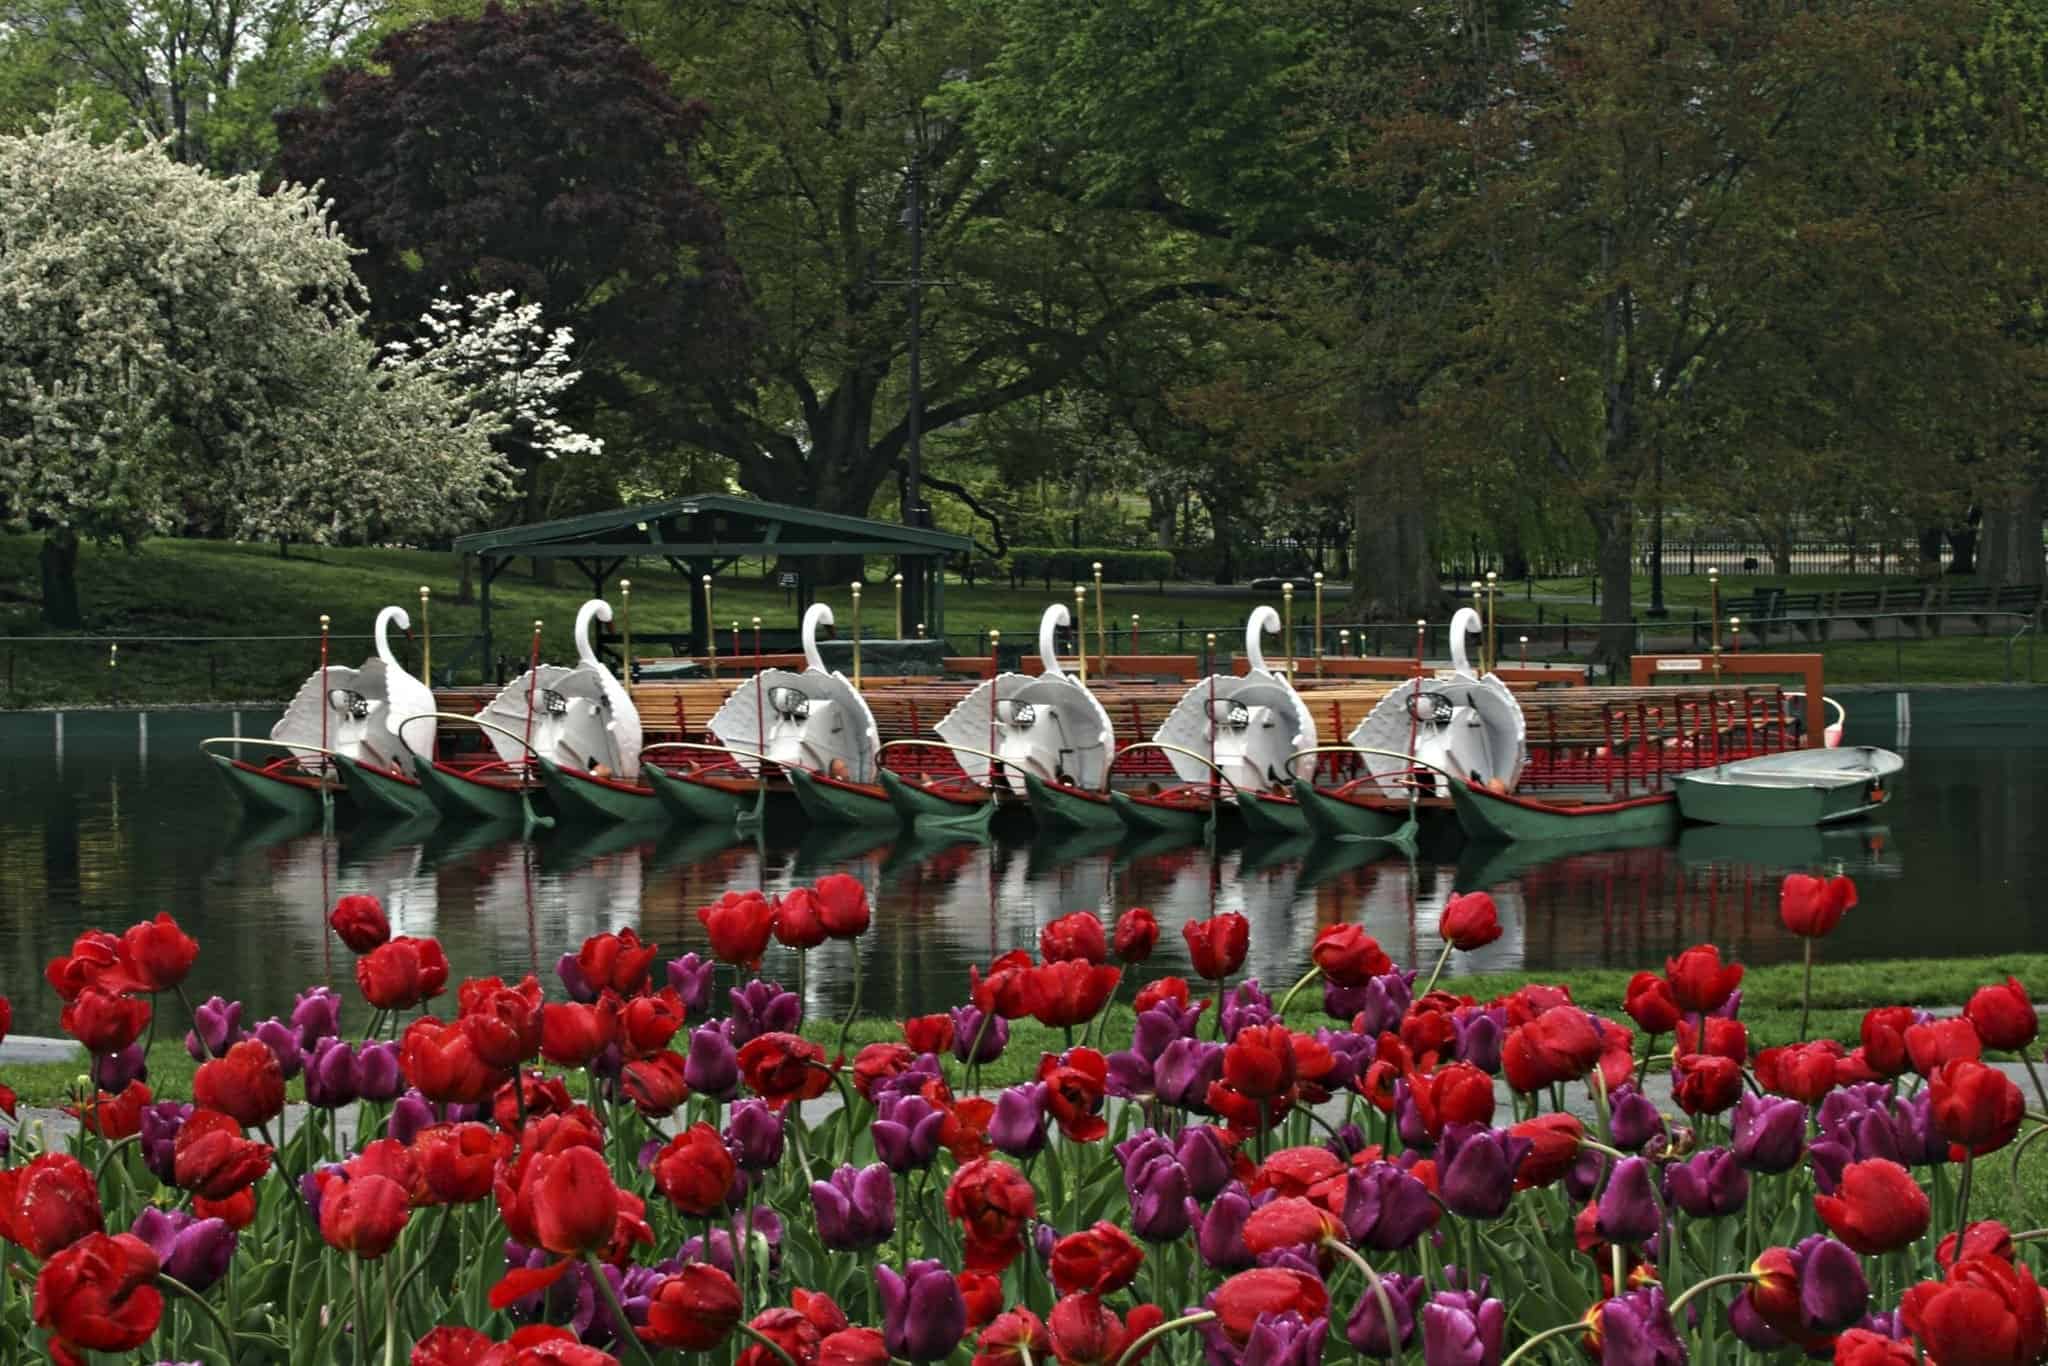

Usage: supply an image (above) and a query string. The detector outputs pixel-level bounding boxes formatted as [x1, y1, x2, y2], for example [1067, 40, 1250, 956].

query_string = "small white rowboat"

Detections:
[1675, 745, 1904, 828]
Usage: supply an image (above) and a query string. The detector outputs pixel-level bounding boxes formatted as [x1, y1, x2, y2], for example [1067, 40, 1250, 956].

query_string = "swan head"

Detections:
[384, 606, 412, 632]
[590, 600, 615, 625]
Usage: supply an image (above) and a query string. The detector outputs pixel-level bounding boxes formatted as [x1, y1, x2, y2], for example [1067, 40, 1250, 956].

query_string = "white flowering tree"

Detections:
[0, 111, 514, 625]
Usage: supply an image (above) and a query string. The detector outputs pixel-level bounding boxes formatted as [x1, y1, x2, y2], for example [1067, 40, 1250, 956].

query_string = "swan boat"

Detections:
[204, 606, 437, 820]
[1674, 743, 1898, 828]
[1292, 608, 1526, 840]
[681, 604, 895, 828]
[1110, 607, 1318, 835]
[991, 605, 1121, 830]
[483, 599, 656, 824]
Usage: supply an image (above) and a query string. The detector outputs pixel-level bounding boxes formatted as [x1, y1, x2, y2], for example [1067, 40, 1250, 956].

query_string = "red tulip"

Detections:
[1041, 912, 1109, 964]
[1964, 978, 2038, 1052]
[958, 1273, 1007, 1333]
[1133, 977, 1190, 1013]
[617, 991, 685, 1060]
[1222, 1024, 1300, 1101]
[1755, 1040, 1846, 1104]
[1183, 913, 1250, 981]
[0, 992, 10, 1044]
[1675, 1015, 1749, 1062]
[903, 1014, 955, 1055]
[946, 1158, 1038, 1274]
[697, 892, 777, 967]
[773, 888, 828, 949]
[577, 929, 658, 997]
[1438, 892, 1504, 951]
[1833, 1329, 1916, 1366]
[1050, 1221, 1145, 1296]
[1252, 1146, 1342, 1200]
[1665, 944, 1743, 1013]
[1930, 1059, 2026, 1158]
[642, 1264, 744, 1351]
[355, 936, 450, 1010]
[1209, 1268, 1329, 1342]
[1623, 972, 1682, 1035]
[195, 1186, 257, 1230]
[1036, 1048, 1110, 1143]
[1672, 1053, 1744, 1116]
[45, 929, 145, 1001]
[1502, 1009, 1602, 1092]
[59, 986, 151, 1055]
[1242, 1197, 1343, 1256]
[174, 1110, 273, 1199]
[1113, 908, 1160, 963]
[401, 1017, 504, 1106]
[652, 1123, 738, 1217]
[193, 1038, 286, 1127]
[975, 1309, 1051, 1366]
[1859, 1007, 1918, 1077]
[737, 1032, 831, 1108]
[529, 1146, 622, 1256]
[1412, 1062, 1496, 1137]
[1512, 1114, 1586, 1189]
[1047, 1294, 1167, 1366]
[329, 894, 390, 953]
[813, 873, 872, 938]
[1310, 924, 1392, 987]
[457, 976, 545, 1069]
[1900, 1255, 2048, 1366]
[416, 1123, 502, 1205]
[321, 1172, 412, 1259]
[119, 912, 199, 990]
[540, 999, 618, 1068]
[853, 1043, 917, 1100]
[32, 1232, 162, 1364]
[1906, 1017, 1982, 1077]
[1937, 1221, 2015, 1273]
[823, 1328, 890, 1366]
[0, 1152, 103, 1257]
[1815, 1159, 1930, 1254]
[1779, 873, 1856, 938]
[972, 951, 1048, 1020]
[1031, 960, 1122, 1028]
[623, 1052, 693, 1117]
[64, 1081, 151, 1140]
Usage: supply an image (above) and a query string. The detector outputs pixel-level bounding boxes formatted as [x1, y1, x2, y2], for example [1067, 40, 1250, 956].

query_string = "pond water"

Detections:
[2, 701, 2043, 1035]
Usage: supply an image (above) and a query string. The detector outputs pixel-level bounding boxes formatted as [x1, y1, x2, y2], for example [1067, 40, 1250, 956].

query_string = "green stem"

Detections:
[159, 1273, 237, 1359]
[586, 1252, 656, 1366]
[1954, 1151, 1975, 1254]
[92, 1133, 139, 1189]
[1418, 939, 1455, 998]
[1667, 1271, 1762, 1317]
[1798, 939, 1814, 1042]
[384, 1257, 398, 1366]
[350, 1255, 370, 1365]
[2020, 1050, 2048, 1114]
[173, 982, 215, 1060]
[834, 939, 865, 1065]
[1324, 1238, 1406, 1366]
[1272, 965, 1323, 1020]
[1498, 1319, 1589, 1366]
[737, 1321, 802, 1366]
[1111, 1311, 1218, 1366]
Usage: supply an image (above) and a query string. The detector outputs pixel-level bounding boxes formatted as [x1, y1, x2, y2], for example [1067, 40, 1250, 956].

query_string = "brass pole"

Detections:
[1729, 616, 1741, 656]
[752, 616, 762, 666]
[1520, 635, 1530, 669]
[418, 586, 432, 683]
[617, 579, 632, 685]
[703, 574, 716, 679]
[1708, 567, 1721, 655]
[1485, 570, 1498, 674]
[731, 620, 740, 662]
[916, 623, 925, 639]
[1338, 628, 1350, 663]
[1282, 581, 1295, 678]
[851, 582, 863, 687]
[1130, 612, 1140, 654]
[1313, 572, 1324, 678]
[1092, 561, 1106, 671]
[893, 573, 904, 641]
[1074, 586, 1088, 685]
[1414, 618, 1426, 672]
[1205, 631, 1216, 678]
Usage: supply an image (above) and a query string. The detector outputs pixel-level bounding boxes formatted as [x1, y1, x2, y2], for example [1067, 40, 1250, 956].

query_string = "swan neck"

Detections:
[574, 601, 603, 669]
[1038, 605, 1067, 680]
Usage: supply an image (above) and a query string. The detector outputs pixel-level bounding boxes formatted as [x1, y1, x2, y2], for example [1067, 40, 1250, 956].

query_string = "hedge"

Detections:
[1007, 547, 1176, 588]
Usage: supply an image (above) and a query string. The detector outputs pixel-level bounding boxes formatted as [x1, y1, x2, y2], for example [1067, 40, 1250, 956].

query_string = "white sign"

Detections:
[1654, 658, 1704, 672]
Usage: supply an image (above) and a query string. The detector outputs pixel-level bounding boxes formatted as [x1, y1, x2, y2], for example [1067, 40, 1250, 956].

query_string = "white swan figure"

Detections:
[951, 604, 1115, 795]
[1149, 606, 1317, 797]
[476, 598, 643, 779]
[365, 606, 438, 765]
[271, 605, 436, 771]
[1349, 607, 1526, 791]
[708, 603, 883, 782]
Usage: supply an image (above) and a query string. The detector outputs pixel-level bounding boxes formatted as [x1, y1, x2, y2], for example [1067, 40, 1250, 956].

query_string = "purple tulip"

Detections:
[726, 979, 800, 1046]
[812, 1163, 896, 1252]
[140, 1101, 193, 1184]
[576, 1260, 661, 1347]
[1345, 1273, 1427, 1357]
[304, 1038, 359, 1109]
[301, 1164, 339, 1222]
[1177, 1125, 1237, 1202]
[1421, 1290, 1507, 1366]
[132, 1208, 236, 1293]
[1889, 1090, 1948, 1166]
[1220, 979, 1275, 1039]
[1596, 1157, 1662, 1243]
[292, 987, 342, 1051]
[184, 995, 244, 1061]
[725, 1099, 784, 1171]
[1106, 1050, 1155, 1102]
[1597, 1287, 1684, 1366]
[252, 1018, 304, 1079]
[1117, 1129, 1175, 1179]
[1125, 1150, 1192, 1243]
[1566, 1149, 1609, 1203]
[1732, 1093, 1807, 1173]
[873, 1093, 947, 1173]
[1710, 990, 1743, 1019]
[355, 1041, 402, 1102]
[1326, 1123, 1371, 1162]
[95, 1042, 148, 1092]
[685, 1025, 739, 1100]
[1342, 1163, 1435, 1253]
[666, 953, 715, 1013]
[1323, 979, 1374, 1021]
[1236, 1311, 1329, 1366]
[1156, 1038, 1225, 1109]
[680, 1209, 785, 1277]
[1608, 1088, 1664, 1152]
[0, 1127, 9, 1160]
[1316, 1030, 1374, 1092]
[1664, 1147, 1748, 1218]
[990, 1084, 1049, 1158]
[555, 952, 598, 1003]
[949, 1006, 1008, 1064]
[1437, 1125, 1530, 1220]
[1452, 1008, 1504, 1075]
[876, 1260, 968, 1362]
[1757, 1235, 1869, 1335]
[387, 1089, 435, 1145]
[1728, 1292, 1789, 1350]
[1134, 1000, 1204, 1059]
[1355, 971, 1416, 1038]
[870, 1054, 944, 1109]
[1193, 1182, 1255, 1270]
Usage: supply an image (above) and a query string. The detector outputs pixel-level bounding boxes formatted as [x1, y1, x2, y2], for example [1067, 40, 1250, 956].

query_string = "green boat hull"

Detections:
[1291, 778, 1403, 840]
[1237, 789, 1308, 835]
[210, 753, 333, 820]
[1450, 781, 1681, 843]
[788, 767, 901, 827]
[1024, 773, 1122, 830]
[335, 754, 439, 821]
[645, 763, 763, 825]
[412, 755, 536, 824]
[879, 768, 995, 830]
[536, 758, 663, 825]
[1109, 789, 1211, 834]
[1673, 774, 1890, 828]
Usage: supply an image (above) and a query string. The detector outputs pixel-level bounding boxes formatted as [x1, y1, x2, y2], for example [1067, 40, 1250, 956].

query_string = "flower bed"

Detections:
[2, 872, 2046, 1366]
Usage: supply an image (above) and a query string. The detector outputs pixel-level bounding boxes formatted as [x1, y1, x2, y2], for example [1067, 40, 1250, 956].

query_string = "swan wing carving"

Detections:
[271, 663, 369, 770]
[934, 674, 1033, 784]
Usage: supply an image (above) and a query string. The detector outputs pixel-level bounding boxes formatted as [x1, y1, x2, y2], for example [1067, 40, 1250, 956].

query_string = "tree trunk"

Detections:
[1148, 488, 1177, 549]
[1350, 451, 1438, 620]
[1587, 500, 1635, 675]
[40, 531, 83, 627]
[1948, 512, 1981, 576]
[457, 553, 476, 606]
[1772, 526, 1793, 576]
[1979, 483, 2045, 588]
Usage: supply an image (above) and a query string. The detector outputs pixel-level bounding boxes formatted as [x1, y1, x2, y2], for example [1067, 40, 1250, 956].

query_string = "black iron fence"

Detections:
[0, 633, 487, 709]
